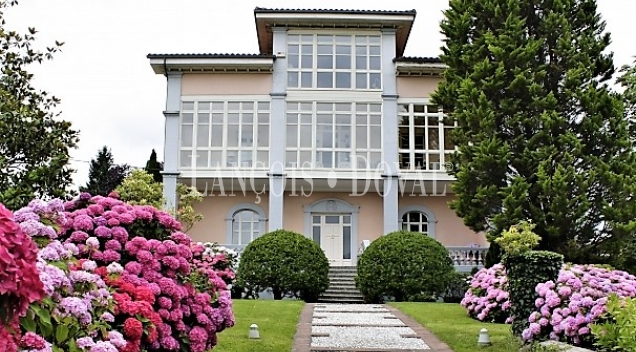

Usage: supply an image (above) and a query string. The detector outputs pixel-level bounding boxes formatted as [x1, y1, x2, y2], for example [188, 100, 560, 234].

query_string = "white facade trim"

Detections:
[286, 90, 382, 102]
[254, 12, 415, 24]
[398, 204, 437, 239]
[181, 95, 271, 101]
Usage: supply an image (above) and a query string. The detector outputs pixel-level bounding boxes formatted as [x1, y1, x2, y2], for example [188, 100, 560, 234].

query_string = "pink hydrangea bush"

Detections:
[14, 199, 121, 352]
[0, 203, 45, 352]
[190, 242, 238, 287]
[59, 193, 235, 352]
[522, 264, 636, 347]
[460, 264, 511, 323]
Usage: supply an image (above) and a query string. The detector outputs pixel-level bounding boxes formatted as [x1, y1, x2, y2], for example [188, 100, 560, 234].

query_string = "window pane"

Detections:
[336, 126, 350, 148]
[195, 150, 208, 167]
[196, 124, 209, 147]
[210, 151, 222, 167]
[228, 102, 240, 110]
[258, 113, 269, 123]
[286, 125, 298, 147]
[182, 102, 194, 110]
[336, 55, 351, 69]
[257, 151, 268, 167]
[370, 73, 381, 89]
[227, 125, 239, 147]
[258, 102, 270, 111]
[335, 72, 351, 88]
[317, 45, 332, 54]
[317, 55, 332, 69]
[400, 152, 410, 169]
[369, 56, 381, 70]
[399, 127, 409, 150]
[370, 126, 381, 149]
[242, 102, 254, 111]
[180, 150, 192, 167]
[212, 113, 223, 123]
[182, 113, 194, 123]
[369, 152, 381, 169]
[301, 72, 312, 88]
[429, 153, 441, 170]
[288, 44, 299, 53]
[317, 72, 333, 88]
[242, 113, 254, 123]
[286, 151, 297, 166]
[300, 125, 312, 148]
[240, 125, 253, 146]
[428, 128, 439, 149]
[343, 216, 351, 224]
[317, 151, 333, 168]
[197, 113, 210, 123]
[325, 216, 339, 224]
[313, 226, 321, 244]
[181, 125, 193, 147]
[313, 216, 321, 224]
[356, 126, 368, 149]
[258, 125, 269, 147]
[444, 128, 454, 150]
[369, 36, 381, 44]
[343, 226, 351, 259]
[288, 72, 299, 87]
[301, 44, 313, 54]
[356, 56, 367, 69]
[317, 35, 331, 43]
[408, 212, 420, 222]
[370, 46, 381, 55]
[299, 151, 312, 167]
[356, 73, 366, 89]
[212, 102, 224, 111]
[301, 55, 312, 69]
[317, 126, 333, 148]
[337, 152, 351, 168]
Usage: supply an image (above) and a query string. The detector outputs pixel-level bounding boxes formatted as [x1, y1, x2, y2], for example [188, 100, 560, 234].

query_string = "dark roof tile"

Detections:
[253, 7, 416, 16]
[394, 56, 443, 63]
[146, 53, 275, 59]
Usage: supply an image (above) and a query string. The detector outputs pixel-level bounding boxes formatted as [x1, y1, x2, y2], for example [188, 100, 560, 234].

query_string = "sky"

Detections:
[5, 0, 636, 188]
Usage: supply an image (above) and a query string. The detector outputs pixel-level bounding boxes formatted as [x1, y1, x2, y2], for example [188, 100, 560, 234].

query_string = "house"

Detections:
[147, 7, 488, 271]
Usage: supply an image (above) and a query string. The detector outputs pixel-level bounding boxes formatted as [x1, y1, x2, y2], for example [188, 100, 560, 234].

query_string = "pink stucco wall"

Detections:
[186, 189, 485, 247]
[397, 76, 441, 98]
[187, 192, 269, 244]
[181, 73, 272, 96]
[399, 195, 487, 246]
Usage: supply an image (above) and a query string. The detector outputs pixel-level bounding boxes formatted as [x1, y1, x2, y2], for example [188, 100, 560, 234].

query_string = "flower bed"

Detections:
[461, 262, 636, 348]
[4, 193, 235, 352]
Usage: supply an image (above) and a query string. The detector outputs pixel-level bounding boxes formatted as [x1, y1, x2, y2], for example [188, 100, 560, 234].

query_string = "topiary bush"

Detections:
[356, 231, 454, 303]
[504, 251, 564, 337]
[236, 230, 329, 302]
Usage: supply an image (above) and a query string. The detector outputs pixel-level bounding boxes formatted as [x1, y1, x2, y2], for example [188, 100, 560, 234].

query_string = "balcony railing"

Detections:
[219, 242, 488, 272]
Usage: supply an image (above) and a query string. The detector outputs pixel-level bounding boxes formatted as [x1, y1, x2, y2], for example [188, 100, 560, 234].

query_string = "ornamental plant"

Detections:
[238, 230, 329, 302]
[190, 242, 238, 289]
[522, 264, 636, 348]
[356, 231, 455, 303]
[0, 203, 45, 352]
[460, 264, 511, 323]
[58, 193, 234, 352]
[591, 294, 636, 351]
[14, 199, 121, 352]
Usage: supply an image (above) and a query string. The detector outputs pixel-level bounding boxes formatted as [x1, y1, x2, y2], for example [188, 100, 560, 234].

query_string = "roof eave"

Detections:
[396, 62, 447, 76]
[254, 11, 416, 56]
[148, 57, 275, 74]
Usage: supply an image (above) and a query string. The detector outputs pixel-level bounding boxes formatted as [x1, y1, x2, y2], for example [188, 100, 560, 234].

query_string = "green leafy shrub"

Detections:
[236, 230, 329, 302]
[591, 294, 636, 351]
[504, 250, 563, 337]
[442, 271, 470, 303]
[356, 231, 454, 303]
[495, 220, 541, 256]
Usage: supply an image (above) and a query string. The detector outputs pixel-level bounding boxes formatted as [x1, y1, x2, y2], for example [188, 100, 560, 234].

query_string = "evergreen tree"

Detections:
[0, 0, 78, 210]
[80, 146, 130, 196]
[144, 149, 163, 183]
[432, 0, 636, 266]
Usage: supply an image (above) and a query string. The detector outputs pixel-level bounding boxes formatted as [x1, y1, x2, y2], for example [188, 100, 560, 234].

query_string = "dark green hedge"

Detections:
[503, 250, 563, 336]
[236, 229, 329, 302]
[356, 231, 454, 303]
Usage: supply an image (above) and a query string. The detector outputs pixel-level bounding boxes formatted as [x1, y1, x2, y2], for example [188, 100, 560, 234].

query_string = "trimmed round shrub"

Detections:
[237, 230, 329, 302]
[356, 231, 454, 303]
[461, 263, 511, 323]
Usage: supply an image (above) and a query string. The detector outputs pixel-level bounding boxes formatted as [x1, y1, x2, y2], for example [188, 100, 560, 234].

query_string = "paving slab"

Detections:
[292, 303, 454, 352]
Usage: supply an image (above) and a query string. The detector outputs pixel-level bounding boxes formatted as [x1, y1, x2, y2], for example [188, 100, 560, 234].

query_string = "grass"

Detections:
[390, 302, 522, 352]
[214, 299, 305, 352]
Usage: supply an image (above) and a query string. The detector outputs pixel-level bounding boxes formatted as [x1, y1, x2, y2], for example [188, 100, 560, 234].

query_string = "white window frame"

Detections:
[286, 31, 382, 91]
[179, 96, 270, 170]
[225, 203, 267, 245]
[399, 205, 437, 238]
[398, 100, 457, 172]
[285, 101, 383, 170]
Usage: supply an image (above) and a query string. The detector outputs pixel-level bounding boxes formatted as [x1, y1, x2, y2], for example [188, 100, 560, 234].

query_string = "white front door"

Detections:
[311, 214, 352, 266]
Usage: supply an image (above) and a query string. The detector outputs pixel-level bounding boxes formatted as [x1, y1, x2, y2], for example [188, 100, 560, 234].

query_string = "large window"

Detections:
[398, 103, 456, 171]
[180, 100, 270, 169]
[231, 210, 260, 245]
[287, 34, 382, 90]
[286, 102, 382, 169]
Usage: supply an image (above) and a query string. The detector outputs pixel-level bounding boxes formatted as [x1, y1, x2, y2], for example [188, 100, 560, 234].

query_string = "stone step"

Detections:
[324, 287, 361, 294]
[328, 283, 357, 289]
[328, 272, 357, 278]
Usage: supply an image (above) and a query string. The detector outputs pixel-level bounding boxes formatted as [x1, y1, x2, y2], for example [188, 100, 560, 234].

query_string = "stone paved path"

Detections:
[292, 303, 454, 352]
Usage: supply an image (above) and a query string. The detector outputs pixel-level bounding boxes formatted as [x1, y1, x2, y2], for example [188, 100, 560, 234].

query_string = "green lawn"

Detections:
[390, 302, 521, 352]
[214, 300, 305, 352]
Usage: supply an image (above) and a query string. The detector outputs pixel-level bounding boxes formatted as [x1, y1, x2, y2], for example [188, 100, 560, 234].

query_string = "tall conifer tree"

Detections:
[432, 0, 636, 266]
